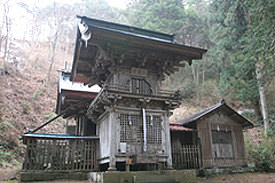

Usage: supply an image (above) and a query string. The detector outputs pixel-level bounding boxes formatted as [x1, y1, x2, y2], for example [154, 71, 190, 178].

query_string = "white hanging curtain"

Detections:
[142, 108, 147, 152]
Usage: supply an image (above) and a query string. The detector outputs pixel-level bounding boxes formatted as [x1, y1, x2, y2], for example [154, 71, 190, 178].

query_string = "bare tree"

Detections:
[0, 11, 5, 53]
[44, 2, 76, 83]
[3, 2, 10, 61]
[0, 0, 11, 75]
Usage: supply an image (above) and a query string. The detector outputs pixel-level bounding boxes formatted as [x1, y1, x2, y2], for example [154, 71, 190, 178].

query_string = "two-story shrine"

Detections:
[70, 16, 206, 171]
[22, 16, 206, 174]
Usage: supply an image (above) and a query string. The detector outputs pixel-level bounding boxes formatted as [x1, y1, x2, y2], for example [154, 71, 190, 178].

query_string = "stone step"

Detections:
[89, 170, 197, 183]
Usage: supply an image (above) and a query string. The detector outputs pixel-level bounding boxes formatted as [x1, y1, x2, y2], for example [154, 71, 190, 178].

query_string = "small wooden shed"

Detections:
[171, 100, 253, 169]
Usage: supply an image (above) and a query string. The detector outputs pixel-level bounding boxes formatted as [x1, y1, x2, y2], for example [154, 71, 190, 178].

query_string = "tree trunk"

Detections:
[253, 100, 262, 122]
[256, 61, 269, 135]
[202, 57, 206, 83]
[0, 15, 5, 53]
[46, 31, 58, 83]
[196, 63, 200, 86]
[191, 63, 200, 101]
[191, 64, 200, 86]
[2, 3, 9, 74]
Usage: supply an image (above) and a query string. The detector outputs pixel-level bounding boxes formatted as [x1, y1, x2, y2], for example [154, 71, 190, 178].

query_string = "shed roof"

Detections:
[174, 100, 254, 129]
[169, 123, 192, 131]
[55, 72, 100, 118]
[22, 133, 99, 140]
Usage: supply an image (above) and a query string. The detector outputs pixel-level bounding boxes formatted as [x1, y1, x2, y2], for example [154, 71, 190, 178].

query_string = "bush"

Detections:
[32, 88, 46, 99]
[267, 122, 275, 137]
[246, 137, 275, 172]
[0, 143, 23, 168]
[21, 101, 31, 114]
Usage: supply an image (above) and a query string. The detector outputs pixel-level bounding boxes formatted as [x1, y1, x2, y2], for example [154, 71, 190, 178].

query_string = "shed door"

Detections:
[211, 130, 233, 158]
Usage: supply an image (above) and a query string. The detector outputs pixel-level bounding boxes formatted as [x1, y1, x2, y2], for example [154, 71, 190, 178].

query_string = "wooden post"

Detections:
[164, 112, 173, 169]
[108, 111, 117, 171]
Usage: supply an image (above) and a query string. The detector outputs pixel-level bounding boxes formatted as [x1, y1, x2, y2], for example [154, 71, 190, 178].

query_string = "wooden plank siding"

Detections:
[232, 125, 246, 165]
[197, 122, 213, 168]
[196, 112, 246, 168]
[22, 136, 99, 171]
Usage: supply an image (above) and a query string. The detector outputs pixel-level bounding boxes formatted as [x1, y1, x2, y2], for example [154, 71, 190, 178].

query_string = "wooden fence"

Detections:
[172, 144, 201, 169]
[22, 135, 99, 171]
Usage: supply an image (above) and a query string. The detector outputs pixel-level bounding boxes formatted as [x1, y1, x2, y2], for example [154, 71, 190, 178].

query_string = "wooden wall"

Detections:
[109, 66, 160, 95]
[74, 115, 96, 136]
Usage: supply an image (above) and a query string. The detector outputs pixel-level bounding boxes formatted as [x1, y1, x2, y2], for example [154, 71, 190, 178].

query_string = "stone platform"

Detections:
[20, 171, 89, 182]
[20, 170, 197, 183]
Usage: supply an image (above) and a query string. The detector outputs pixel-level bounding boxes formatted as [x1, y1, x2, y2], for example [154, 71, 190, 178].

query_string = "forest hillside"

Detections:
[0, 0, 274, 169]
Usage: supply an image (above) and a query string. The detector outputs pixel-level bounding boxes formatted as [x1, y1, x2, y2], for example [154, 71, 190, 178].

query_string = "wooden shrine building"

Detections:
[22, 16, 207, 173]
[171, 100, 254, 169]
[71, 16, 206, 171]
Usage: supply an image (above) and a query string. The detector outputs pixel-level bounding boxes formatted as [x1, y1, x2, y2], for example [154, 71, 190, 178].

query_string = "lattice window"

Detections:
[119, 114, 162, 144]
[146, 115, 162, 144]
[211, 130, 233, 158]
[131, 78, 152, 95]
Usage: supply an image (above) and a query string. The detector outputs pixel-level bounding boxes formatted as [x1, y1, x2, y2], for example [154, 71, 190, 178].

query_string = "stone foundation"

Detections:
[89, 170, 197, 183]
[20, 170, 197, 183]
[20, 171, 89, 182]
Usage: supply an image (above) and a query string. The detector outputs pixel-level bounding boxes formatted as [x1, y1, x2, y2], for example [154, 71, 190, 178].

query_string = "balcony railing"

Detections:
[22, 134, 99, 171]
[105, 84, 177, 98]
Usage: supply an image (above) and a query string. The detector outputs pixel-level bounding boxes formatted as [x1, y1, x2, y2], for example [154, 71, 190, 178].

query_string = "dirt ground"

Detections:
[198, 172, 275, 183]
[0, 168, 20, 182]
[0, 181, 88, 183]
[0, 169, 274, 183]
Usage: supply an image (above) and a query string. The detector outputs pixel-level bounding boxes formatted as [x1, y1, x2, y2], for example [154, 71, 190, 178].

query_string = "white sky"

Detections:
[23, 0, 129, 9]
[106, 0, 129, 9]
[5, 0, 129, 39]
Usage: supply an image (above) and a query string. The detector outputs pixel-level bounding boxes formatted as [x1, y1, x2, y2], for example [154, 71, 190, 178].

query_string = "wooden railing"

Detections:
[172, 145, 201, 169]
[106, 84, 130, 93]
[22, 134, 99, 171]
[105, 84, 176, 98]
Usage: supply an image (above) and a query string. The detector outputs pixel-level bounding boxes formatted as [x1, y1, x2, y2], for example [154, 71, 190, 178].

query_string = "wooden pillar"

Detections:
[65, 119, 68, 134]
[82, 116, 87, 136]
[164, 112, 173, 169]
[192, 130, 196, 145]
[76, 116, 79, 136]
[108, 111, 117, 171]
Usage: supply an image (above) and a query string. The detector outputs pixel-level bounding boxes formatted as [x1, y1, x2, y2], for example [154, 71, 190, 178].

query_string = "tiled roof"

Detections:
[174, 100, 254, 129]
[169, 123, 192, 131]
